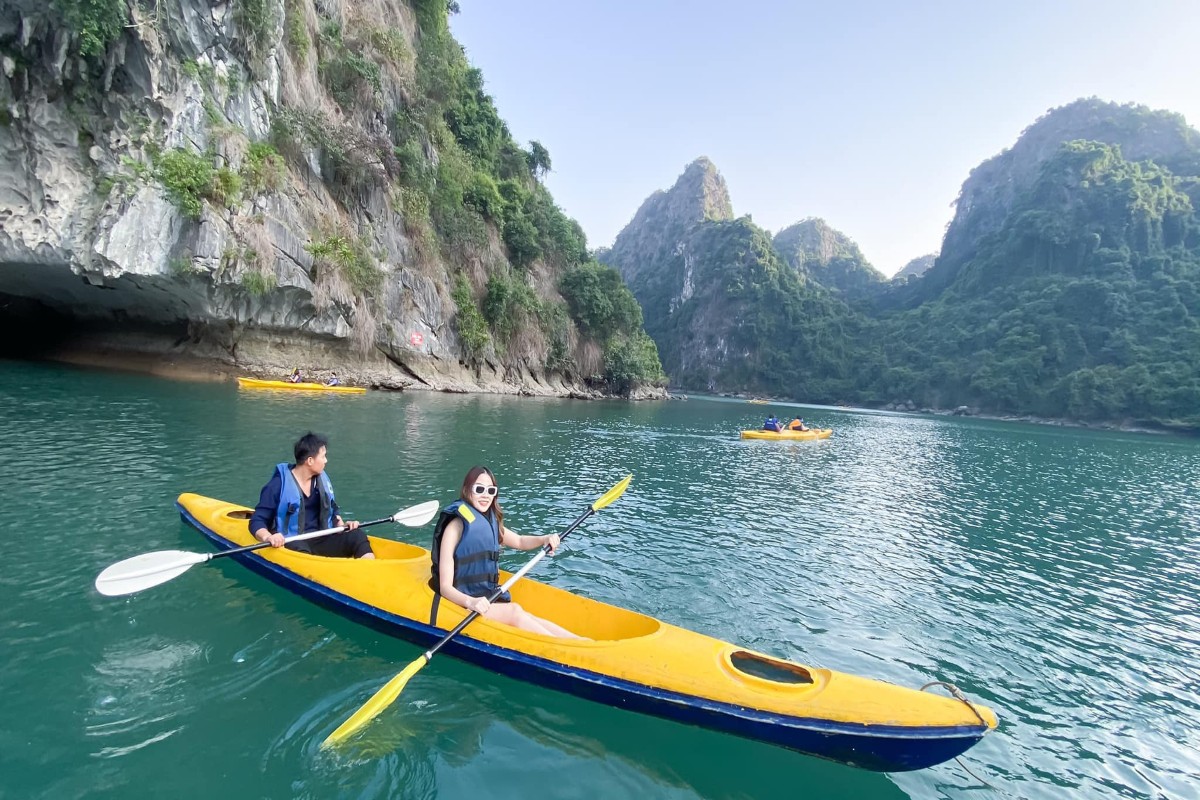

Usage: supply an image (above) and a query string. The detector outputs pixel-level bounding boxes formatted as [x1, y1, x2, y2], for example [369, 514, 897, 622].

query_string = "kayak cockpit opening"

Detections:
[224, 510, 253, 520]
[725, 650, 815, 686]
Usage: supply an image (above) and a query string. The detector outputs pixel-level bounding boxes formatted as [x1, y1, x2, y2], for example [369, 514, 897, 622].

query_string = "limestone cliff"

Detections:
[598, 158, 865, 396]
[600, 157, 733, 287]
[0, 0, 663, 397]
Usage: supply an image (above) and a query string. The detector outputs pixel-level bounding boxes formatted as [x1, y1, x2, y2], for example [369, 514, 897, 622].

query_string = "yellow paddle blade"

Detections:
[321, 657, 427, 748]
[591, 474, 632, 512]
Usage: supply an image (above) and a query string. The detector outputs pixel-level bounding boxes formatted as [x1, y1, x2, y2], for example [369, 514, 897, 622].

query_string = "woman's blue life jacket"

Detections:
[430, 500, 511, 602]
[273, 462, 335, 536]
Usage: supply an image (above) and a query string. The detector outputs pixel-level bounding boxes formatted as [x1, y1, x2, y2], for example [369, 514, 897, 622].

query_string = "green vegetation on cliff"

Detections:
[871, 139, 1200, 425]
[606, 103, 1200, 427]
[377, 1, 661, 391]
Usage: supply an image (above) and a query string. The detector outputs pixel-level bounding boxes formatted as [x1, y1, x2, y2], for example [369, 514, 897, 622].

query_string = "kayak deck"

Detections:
[236, 377, 366, 394]
[176, 493, 996, 770]
[741, 428, 833, 440]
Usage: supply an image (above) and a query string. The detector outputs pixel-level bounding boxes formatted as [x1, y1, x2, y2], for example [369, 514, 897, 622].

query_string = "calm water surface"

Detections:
[2, 361, 1198, 799]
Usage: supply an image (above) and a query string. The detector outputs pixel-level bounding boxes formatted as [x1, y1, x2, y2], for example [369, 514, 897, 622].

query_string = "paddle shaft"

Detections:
[423, 506, 597, 661]
[226, 515, 395, 560]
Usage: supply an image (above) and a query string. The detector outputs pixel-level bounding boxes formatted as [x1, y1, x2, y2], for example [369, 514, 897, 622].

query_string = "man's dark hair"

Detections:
[294, 432, 328, 464]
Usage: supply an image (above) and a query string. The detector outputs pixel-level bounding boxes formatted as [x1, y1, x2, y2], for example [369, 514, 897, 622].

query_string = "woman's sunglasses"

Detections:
[472, 484, 498, 496]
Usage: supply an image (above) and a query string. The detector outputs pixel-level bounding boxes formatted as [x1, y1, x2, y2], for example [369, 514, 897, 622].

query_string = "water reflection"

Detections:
[299, 658, 905, 800]
[6, 363, 1200, 799]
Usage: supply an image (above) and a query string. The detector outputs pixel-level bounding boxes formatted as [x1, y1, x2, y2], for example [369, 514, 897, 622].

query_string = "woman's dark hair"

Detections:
[294, 432, 328, 464]
[460, 465, 503, 530]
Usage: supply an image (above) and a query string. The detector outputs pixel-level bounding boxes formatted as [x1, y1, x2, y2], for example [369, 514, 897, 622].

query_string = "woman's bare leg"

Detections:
[487, 603, 587, 640]
[527, 615, 586, 640]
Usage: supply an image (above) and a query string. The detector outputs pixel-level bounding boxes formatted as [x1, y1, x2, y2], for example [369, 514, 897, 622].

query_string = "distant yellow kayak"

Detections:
[236, 377, 366, 394]
[740, 428, 832, 440]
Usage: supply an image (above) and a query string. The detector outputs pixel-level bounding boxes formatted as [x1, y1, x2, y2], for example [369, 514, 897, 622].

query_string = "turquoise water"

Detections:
[2, 360, 1198, 798]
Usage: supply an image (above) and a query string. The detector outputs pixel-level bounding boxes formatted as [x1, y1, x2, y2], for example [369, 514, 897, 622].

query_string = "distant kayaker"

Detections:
[763, 415, 784, 432]
[287, 368, 303, 383]
[249, 432, 374, 558]
[787, 417, 809, 431]
[430, 466, 584, 638]
[326, 372, 340, 386]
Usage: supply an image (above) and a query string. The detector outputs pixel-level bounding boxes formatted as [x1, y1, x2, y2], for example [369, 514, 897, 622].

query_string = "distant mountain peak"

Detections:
[603, 158, 734, 284]
[774, 217, 865, 265]
[893, 253, 937, 281]
[773, 218, 885, 295]
[673, 156, 735, 222]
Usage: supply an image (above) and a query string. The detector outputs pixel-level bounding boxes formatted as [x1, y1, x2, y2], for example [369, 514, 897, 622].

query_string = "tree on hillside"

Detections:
[528, 140, 551, 181]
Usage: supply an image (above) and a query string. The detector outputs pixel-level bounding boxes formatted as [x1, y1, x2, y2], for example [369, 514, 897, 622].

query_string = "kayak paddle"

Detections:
[94, 500, 440, 597]
[321, 474, 632, 748]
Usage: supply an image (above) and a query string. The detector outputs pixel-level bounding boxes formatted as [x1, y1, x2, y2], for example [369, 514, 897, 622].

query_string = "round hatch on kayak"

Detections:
[723, 649, 815, 688]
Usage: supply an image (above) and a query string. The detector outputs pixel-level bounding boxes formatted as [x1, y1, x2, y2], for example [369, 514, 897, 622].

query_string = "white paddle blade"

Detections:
[393, 500, 439, 527]
[94, 550, 209, 596]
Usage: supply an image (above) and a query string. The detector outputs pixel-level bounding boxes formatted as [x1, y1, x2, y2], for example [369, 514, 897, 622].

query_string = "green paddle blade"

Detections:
[94, 550, 209, 596]
[592, 475, 632, 511]
[322, 657, 428, 748]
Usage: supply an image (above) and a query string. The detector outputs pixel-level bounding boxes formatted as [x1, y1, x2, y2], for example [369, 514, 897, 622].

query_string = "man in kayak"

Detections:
[763, 415, 784, 432]
[249, 432, 374, 558]
[326, 372, 340, 386]
[430, 466, 583, 638]
[786, 417, 809, 431]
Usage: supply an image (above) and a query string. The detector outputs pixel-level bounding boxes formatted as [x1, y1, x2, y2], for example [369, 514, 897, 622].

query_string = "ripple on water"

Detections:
[7, 369, 1200, 799]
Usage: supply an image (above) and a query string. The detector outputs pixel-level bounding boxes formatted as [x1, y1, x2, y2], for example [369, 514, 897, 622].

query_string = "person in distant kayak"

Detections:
[787, 417, 809, 431]
[249, 432, 373, 558]
[326, 372, 340, 386]
[430, 466, 583, 638]
[763, 415, 784, 432]
[287, 368, 303, 383]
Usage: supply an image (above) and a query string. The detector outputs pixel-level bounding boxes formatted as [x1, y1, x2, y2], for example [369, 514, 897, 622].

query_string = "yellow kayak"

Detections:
[236, 377, 366, 394]
[740, 428, 833, 440]
[176, 493, 996, 770]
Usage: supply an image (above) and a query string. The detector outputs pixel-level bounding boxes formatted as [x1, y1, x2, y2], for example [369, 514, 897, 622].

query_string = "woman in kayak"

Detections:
[431, 466, 584, 638]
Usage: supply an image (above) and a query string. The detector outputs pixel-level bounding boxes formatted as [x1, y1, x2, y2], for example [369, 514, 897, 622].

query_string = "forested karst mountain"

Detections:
[910, 97, 1200, 304]
[606, 100, 1200, 428]
[0, 0, 664, 395]
[772, 218, 887, 298]
[598, 160, 871, 396]
[875, 132, 1200, 424]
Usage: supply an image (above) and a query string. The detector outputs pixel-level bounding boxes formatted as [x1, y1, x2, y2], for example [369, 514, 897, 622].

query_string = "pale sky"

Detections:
[450, 2, 1200, 277]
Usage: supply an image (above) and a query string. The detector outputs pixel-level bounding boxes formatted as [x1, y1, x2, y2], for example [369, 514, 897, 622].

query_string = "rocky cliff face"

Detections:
[601, 157, 733, 287]
[0, 0, 650, 396]
[598, 158, 864, 396]
[772, 217, 886, 297]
